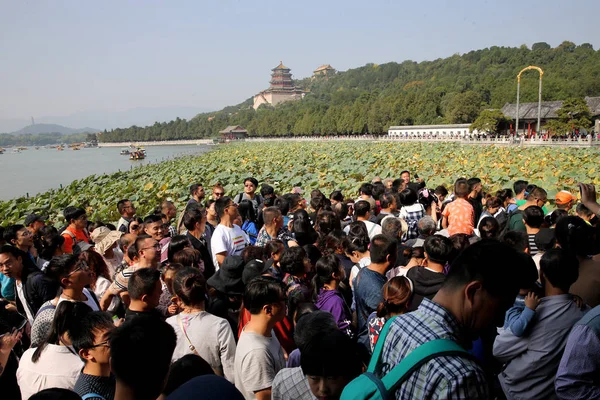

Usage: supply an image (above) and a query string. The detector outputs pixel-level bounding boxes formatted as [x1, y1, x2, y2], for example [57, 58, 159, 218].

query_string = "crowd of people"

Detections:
[0, 173, 599, 400]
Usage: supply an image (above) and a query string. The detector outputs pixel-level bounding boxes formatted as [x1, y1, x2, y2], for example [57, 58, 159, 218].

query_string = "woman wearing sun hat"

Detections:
[90, 226, 123, 279]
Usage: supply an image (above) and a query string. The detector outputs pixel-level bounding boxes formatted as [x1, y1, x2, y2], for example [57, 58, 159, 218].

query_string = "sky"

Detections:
[1, 0, 599, 129]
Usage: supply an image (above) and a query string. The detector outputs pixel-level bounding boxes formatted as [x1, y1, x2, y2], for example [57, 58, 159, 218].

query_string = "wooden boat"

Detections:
[120, 148, 130, 155]
[129, 150, 146, 160]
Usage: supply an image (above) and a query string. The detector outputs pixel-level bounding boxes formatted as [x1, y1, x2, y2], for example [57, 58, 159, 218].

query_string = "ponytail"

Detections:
[376, 276, 412, 319]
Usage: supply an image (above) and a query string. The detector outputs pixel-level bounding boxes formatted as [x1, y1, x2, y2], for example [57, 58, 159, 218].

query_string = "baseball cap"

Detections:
[555, 190, 577, 205]
[24, 214, 47, 227]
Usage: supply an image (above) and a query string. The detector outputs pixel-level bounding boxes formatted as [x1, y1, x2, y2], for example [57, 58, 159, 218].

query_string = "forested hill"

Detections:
[99, 41, 600, 142]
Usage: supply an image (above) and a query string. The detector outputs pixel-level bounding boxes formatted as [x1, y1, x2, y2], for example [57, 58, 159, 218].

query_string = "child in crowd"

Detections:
[503, 255, 541, 337]
[522, 206, 544, 256]
[532, 228, 556, 275]
[313, 255, 353, 337]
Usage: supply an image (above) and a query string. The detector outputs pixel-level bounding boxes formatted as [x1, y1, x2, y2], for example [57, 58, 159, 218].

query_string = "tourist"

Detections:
[406, 235, 453, 311]
[239, 199, 259, 245]
[386, 246, 425, 278]
[442, 179, 475, 236]
[80, 249, 118, 311]
[575, 203, 595, 225]
[476, 196, 505, 230]
[532, 228, 555, 272]
[343, 200, 381, 239]
[280, 246, 312, 318]
[398, 188, 426, 241]
[508, 187, 547, 232]
[159, 354, 215, 399]
[555, 216, 600, 307]
[356, 182, 376, 211]
[61, 206, 93, 254]
[0, 245, 58, 324]
[501, 253, 540, 337]
[263, 239, 285, 280]
[211, 196, 249, 268]
[354, 234, 397, 350]
[5, 224, 39, 265]
[100, 235, 160, 311]
[255, 206, 297, 248]
[160, 200, 178, 237]
[117, 233, 137, 269]
[555, 190, 577, 213]
[342, 230, 370, 293]
[405, 215, 436, 247]
[522, 205, 544, 256]
[211, 182, 225, 201]
[90, 225, 123, 278]
[128, 217, 143, 235]
[376, 240, 527, 399]
[555, 304, 600, 399]
[124, 268, 163, 321]
[329, 190, 344, 206]
[71, 311, 116, 400]
[0, 314, 22, 399]
[367, 276, 412, 351]
[494, 249, 588, 400]
[36, 226, 66, 268]
[300, 331, 362, 400]
[234, 177, 264, 214]
[477, 216, 501, 240]
[166, 267, 236, 382]
[142, 214, 166, 242]
[380, 216, 409, 267]
[272, 312, 339, 399]
[116, 199, 136, 233]
[110, 316, 177, 400]
[31, 254, 101, 347]
[234, 276, 286, 399]
[206, 255, 245, 332]
[507, 180, 528, 212]
[467, 177, 484, 224]
[17, 302, 92, 399]
[291, 209, 318, 246]
[24, 213, 47, 261]
[313, 210, 340, 238]
[183, 205, 215, 279]
[400, 170, 411, 186]
[313, 254, 352, 337]
[188, 183, 206, 206]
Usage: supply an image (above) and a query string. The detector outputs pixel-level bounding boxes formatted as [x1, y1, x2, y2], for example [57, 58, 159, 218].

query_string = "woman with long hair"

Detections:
[17, 302, 93, 399]
[79, 250, 117, 312]
[367, 277, 412, 352]
[238, 200, 259, 245]
[30, 254, 100, 347]
[166, 267, 236, 383]
[313, 255, 353, 337]
[291, 209, 318, 246]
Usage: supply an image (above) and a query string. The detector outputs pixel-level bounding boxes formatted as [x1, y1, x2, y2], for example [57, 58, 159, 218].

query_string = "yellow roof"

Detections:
[273, 61, 290, 70]
[314, 64, 334, 72]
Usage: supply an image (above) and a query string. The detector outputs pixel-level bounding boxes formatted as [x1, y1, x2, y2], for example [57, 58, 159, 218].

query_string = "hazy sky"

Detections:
[2, 0, 599, 120]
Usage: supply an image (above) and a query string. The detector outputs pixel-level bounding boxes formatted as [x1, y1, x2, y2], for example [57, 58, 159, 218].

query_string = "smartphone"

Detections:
[414, 173, 419, 179]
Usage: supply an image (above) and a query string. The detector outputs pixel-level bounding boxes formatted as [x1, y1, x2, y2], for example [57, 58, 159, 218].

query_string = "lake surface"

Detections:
[0, 145, 212, 201]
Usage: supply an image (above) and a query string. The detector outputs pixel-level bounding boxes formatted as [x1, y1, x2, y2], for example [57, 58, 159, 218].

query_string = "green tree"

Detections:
[470, 110, 509, 134]
[532, 42, 551, 51]
[553, 97, 593, 134]
[446, 91, 483, 123]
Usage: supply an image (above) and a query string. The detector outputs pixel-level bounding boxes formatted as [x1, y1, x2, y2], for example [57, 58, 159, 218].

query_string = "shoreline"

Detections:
[98, 139, 213, 147]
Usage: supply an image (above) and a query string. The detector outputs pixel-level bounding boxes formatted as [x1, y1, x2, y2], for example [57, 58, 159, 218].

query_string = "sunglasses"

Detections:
[67, 261, 90, 277]
[88, 339, 110, 349]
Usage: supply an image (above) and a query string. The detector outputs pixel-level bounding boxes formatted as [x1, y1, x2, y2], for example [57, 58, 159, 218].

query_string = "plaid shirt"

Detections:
[255, 226, 295, 247]
[272, 367, 316, 400]
[399, 204, 425, 241]
[377, 298, 489, 399]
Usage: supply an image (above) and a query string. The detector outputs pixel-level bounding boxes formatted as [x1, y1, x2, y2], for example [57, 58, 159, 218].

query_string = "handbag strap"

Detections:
[381, 338, 473, 393]
[177, 314, 200, 357]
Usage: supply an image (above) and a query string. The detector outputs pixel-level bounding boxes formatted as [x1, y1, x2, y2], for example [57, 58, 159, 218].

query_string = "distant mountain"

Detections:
[10, 124, 99, 135]
[0, 106, 212, 133]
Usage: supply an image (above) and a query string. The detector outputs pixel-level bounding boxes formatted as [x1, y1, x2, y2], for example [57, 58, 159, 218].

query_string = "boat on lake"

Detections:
[129, 149, 146, 160]
[120, 148, 130, 155]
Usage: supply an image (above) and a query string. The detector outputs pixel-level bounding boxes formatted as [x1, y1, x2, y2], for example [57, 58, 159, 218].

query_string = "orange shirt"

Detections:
[442, 198, 475, 236]
[61, 226, 91, 254]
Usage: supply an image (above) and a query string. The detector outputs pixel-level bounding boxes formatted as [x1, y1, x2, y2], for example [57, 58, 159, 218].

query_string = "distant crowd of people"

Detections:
[1, 173, 600, 400]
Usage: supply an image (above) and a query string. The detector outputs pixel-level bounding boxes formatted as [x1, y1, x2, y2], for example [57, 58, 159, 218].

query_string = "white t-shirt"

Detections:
[17, 344, 84, 400]
[16, 280, 35, 325]
[56, 288, 100, 311]
[94, 276, 119, 312]
[343, 220, 381, 240]
[166, 311, 237, 383]
[211, 224, 249, 269]
[234, 330, 285, 400]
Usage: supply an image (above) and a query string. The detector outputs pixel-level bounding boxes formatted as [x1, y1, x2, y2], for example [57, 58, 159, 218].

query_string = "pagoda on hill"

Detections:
[253, 61, 305, 110]
[312, 64, 336, 79]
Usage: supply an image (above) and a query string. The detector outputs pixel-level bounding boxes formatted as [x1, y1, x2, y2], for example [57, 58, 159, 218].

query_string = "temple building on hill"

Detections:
[253, 61, 305, 110]
[312, 64, 336, 79]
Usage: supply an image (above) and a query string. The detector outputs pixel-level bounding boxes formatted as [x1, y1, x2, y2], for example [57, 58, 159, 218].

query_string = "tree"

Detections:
[446, 91, 483, 124]
[470, 110, 509, 134]
[532, 42, 551, 51]
[553, 98, 593, 134]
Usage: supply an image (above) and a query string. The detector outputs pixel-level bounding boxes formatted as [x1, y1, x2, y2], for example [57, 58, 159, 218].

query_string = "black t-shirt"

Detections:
[74, 372, 116, 400]
[124, 308, 163, 322]
[0, 352, 20, 400]
[186, 232, 216, 280]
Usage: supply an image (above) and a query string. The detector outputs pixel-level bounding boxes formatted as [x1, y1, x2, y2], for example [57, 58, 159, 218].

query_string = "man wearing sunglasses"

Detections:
[72, 312, 116, 400]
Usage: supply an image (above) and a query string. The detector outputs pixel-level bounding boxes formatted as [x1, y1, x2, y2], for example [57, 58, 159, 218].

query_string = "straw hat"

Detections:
[90, 226, 122, 255]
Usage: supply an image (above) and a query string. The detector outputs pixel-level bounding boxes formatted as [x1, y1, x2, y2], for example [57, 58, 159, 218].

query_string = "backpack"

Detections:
[63, 230, 91, 254]
[340, 317, 475, 400]
[82, 394, 106, 400]
[500, 209, 524, 238]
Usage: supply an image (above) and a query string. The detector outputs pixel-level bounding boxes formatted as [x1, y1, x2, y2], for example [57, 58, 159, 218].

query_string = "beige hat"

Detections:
[90, 226, 122, 255]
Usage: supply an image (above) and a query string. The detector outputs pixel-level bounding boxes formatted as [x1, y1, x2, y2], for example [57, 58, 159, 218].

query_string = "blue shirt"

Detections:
[354, 267, 386, 349]
[555, 304, 600, 399]
[0, 273, 15, 301]
[504, 295, 536, 337]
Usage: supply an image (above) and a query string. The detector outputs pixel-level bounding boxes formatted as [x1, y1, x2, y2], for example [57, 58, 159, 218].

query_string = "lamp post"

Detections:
[515, 66, 544, 136]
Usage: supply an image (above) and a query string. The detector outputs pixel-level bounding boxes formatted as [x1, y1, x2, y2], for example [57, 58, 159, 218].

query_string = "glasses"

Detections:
[89, 339, 110, 349]
[213, 192, 224, 196]
[130, 224, 139, 230]
[67, 261, 90, 277]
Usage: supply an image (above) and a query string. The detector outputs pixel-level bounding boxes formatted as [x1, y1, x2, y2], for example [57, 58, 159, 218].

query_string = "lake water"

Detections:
[0, 145, 213, 201]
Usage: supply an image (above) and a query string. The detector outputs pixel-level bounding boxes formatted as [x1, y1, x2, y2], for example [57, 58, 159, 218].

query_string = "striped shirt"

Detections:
[528, 234, 539, 256]
[377, 298, 489, 399]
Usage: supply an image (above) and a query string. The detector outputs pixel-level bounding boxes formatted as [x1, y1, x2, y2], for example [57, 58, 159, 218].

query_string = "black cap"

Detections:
[24, 214, 47, 227]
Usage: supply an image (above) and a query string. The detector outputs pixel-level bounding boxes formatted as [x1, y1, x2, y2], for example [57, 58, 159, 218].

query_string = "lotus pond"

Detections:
[1, 141, 598, 225]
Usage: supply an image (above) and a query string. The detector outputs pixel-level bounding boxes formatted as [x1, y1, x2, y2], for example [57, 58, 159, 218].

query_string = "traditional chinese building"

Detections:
[253, 62, 305, 110]
[312, 64, 336, 79]
[219, 125, 248, 140]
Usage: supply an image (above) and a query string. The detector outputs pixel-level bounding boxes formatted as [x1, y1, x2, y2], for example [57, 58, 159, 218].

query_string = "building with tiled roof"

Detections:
[253, 61, 306, 110]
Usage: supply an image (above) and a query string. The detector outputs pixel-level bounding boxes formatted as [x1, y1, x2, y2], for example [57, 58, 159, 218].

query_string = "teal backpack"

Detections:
[341, 317, 474, 400]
